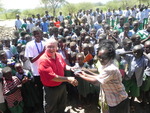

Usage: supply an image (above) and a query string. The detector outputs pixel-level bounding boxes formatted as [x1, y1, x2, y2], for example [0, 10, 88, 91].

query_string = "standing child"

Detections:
[2, 67, 23, 113]
[121, 45, 148, 112]
[15, 63, 39, 113]
[0, 72, 6, 113]
[140, 41, 150, 106]
[75, 53, 91, 105]
[3, 38, 18, 60]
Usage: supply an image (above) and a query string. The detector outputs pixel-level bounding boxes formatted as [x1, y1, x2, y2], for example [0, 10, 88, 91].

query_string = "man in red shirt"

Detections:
[38, 38, 78, 113]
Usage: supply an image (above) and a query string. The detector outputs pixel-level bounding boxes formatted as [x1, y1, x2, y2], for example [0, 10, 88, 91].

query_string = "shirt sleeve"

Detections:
[38, 60, 57, 85]
[25, 42, 34, 58]
[94, 68, 115, 84]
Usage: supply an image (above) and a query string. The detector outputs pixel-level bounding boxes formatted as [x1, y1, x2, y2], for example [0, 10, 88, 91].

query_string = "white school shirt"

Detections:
[101, 13, 105, 20]
[130, 10, 136, 18]
[84, 14, 92, 25]
[123, 10, 130, 18]
[32, 18, 36, 23]
[27, 23, 35, 33]
[15, 19, 22, 29]
[25, 40, 45, 76]
[136, 11, 144, 23]
[117, 10, 123, 18]
[111, 12, 117, 20]
[58, 15, 64, 22]
[143, 9, 150, 18]
[106, 12, 112, 19]
[92, 15, 97, 23]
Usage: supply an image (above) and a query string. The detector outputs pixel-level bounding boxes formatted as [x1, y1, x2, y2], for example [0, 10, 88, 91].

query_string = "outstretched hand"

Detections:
[74, 71, 86, 77]
[67, 77, 78, 86]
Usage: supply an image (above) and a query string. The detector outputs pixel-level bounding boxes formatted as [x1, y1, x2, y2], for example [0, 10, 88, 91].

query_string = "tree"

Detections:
[41, 0, 67, 17]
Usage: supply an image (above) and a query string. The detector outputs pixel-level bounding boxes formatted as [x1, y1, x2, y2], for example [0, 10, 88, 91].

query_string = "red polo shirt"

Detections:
[38, 52, 66, 87]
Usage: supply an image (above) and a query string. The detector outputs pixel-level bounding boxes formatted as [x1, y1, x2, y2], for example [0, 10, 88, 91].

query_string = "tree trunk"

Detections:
[53, 8, 56, 17]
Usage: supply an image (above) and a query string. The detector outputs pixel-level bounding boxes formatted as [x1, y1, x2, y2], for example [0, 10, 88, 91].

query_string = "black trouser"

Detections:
[109, 98, 130, 113]
[34, 76, 43, 109]
[43, 84, 67, 113]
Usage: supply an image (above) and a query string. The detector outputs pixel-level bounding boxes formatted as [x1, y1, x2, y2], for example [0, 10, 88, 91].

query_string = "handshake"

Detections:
[67, 67, 85, 87]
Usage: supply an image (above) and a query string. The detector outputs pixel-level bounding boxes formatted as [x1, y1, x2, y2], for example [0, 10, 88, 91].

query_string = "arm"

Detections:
[38, 61, 78, 86]
[77, 71, 98, 83]
[82, 68, 99, 75]
[4, 84, 22, 96]
[141, 36, 150, 44]
[143, 52, 150, 61]
[29, 48, 45, 63]
[52, 76, 78, 86]
[119, 51, 133, 56]
[65, 65, 75, 71]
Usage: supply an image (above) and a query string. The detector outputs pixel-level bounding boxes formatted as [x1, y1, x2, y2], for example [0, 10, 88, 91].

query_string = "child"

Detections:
[58, 38, 69, 65]
[2, 67, 23, 113]
[0, 50, 16, 76]
[140, 41, 150, 106]
[3, 38, 18, 60]
[121, 44, 148, 112]
[0, 71, 6, 113]
[15, 63, 39, 113]
[75, 53, 91, 105]
[13, 30, 20, 46]
[17, 31, 27, 45]
[19, 51, 31, 71]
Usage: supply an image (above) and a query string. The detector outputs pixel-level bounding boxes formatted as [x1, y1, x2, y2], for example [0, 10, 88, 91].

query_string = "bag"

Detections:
[98, 86, 109, 113]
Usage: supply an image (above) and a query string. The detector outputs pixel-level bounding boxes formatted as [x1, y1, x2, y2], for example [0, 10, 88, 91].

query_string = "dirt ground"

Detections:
[0, 20, 15, 40]
[64, 97, 150, 113]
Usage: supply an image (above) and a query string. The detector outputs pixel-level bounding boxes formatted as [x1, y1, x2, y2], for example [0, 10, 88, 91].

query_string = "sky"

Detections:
[1, 0, 111, 10]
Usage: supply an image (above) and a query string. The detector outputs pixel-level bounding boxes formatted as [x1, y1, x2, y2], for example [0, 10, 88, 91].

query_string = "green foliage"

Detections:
[75, 2, 94, 11]
[0, 0, 150, 20]
[21, 8, 46, 18]
[0, 9, 21, 19]
[60, 3, 77, 16]
[41, 0, 67, 16]
[60, 2, 95, 16]
[105, 0, 149, 10]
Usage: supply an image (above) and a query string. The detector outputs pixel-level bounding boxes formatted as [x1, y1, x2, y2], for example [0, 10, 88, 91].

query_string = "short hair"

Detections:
[98, 40, 116, 59]
[122, 38, 132, 45]
[133, 44, 143, 51]
[0, 50, 6, 57]
[124, 23, 130, 27]
[16, 14, 19, 17]
[20, 31, 27, 37]
[32, 27, 42, 33]
[69, 42, 76, 47]
[2, 67, 12, 75]
[15, 63, 22, 68]
[145, 40, 150, 45]
[76, 53, 84, 58]
[45, 38, 58, 48]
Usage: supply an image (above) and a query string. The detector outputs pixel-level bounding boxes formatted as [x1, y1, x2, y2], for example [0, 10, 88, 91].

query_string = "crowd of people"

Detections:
[0, 3, 150, 113]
